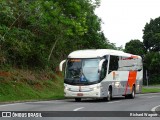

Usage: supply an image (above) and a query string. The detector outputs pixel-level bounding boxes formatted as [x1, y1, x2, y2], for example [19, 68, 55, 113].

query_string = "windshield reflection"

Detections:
[65, 58, 100, 85]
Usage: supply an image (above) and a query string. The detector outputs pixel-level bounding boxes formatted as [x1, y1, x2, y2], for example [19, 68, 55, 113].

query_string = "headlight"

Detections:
[64, 86, 69, 90]
[90, 88, 94, 91]
[90, 86, 101, 91]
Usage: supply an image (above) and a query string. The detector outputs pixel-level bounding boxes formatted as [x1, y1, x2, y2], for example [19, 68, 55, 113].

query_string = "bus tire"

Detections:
[75, 98, 81, 102]
[130, 86, 135, 99]
[107, 87, 112, 101]
[126, 86, 135, 99]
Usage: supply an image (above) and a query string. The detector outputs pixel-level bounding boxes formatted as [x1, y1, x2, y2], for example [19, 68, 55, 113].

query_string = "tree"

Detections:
[143, 17, 160, 52]
[0, 0, 35, 67]
[125, 39, 145, 56]
[143, 52, 160, 84]
[142, 16, 160, 84]
[0, 0, 116, 69]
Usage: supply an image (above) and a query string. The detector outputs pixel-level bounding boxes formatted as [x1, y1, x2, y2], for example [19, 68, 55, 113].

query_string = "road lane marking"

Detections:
[73, 107, 84, 111]
[108, 101, 121, 103]
[151, 104, 160, 112]
[32, 101, 65, 104]
[146, 96, 160, 98]
[0, 103, 24, 107]
[140, 96, 160, 99]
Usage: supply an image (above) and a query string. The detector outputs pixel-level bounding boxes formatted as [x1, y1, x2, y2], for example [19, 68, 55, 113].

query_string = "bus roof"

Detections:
[68, 49, 141, 59]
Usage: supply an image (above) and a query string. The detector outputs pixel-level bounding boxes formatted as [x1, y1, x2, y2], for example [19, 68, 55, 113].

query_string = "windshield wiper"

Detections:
[64, 78, 75, 84]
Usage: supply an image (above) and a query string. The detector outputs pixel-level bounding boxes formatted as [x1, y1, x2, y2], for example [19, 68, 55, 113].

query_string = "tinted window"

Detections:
[100, 60, 108, 80]
[109, 56, 119, 73]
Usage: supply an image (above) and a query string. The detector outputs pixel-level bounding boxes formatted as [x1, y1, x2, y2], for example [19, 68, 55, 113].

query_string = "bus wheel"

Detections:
[130, 86, 135, 99]
[75, 98, 81, 102]
[107, 88, 112, 101]
[126, 86, 135, 99]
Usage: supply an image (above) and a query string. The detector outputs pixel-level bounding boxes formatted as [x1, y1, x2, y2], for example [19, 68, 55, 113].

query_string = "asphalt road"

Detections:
[0, 93, 160, 120]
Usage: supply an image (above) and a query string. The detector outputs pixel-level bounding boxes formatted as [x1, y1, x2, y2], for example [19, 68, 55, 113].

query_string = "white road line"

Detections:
[0, 103, 24, 107]
[32, 101, 61, 103]
[0, 100, 66, 107]
[147, 96, 154, 98]
[108, 101, 121, 104]
[151, 104, 160, 112]
[73, 107, 84, 111]
[146, 96, 160, 98]
[139, 96, 160, 99]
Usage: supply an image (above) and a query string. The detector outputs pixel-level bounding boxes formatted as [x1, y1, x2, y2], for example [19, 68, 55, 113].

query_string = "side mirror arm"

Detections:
[59, 60, 66, 71]
[98, 59, 105, 73]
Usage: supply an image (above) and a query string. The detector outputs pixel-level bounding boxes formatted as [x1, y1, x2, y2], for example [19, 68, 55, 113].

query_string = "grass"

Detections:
[0, 69, 64, 102]
[142, 87, 160, 93]
[0, 68, 160, 102]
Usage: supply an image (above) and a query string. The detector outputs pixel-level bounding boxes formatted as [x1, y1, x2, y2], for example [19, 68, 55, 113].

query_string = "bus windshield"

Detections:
[65, 58, 100, 85]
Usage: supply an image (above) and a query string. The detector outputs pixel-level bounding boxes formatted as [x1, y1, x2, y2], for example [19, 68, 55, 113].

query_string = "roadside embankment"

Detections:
[0, 69, 160, 102]
[0, 69, 64, 102]
[142, 85, 160, 93]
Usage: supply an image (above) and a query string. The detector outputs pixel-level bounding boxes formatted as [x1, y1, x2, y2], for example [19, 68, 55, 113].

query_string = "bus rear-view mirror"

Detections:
[59, 60, 66, 71]
[98, 59, 105, 73]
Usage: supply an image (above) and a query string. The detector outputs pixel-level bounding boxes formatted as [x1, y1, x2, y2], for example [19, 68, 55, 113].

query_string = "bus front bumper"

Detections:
[64, 89, 101, 98]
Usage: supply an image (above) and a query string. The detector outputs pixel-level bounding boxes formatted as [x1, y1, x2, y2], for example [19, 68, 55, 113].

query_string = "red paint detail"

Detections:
[124, 71, 137, 95]
[122, 55, 138, 60]
[113, 72, 116, 80]
[131, 55, 138, 59]
[122, 57, 133, 60]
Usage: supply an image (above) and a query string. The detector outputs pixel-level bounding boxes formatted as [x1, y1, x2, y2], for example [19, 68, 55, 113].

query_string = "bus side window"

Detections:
[109, 56, 119, 73]
[100, 60, 107, 80]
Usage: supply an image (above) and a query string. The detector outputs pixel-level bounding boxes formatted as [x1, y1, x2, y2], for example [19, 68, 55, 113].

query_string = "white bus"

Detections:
[59, 49, 143, 102]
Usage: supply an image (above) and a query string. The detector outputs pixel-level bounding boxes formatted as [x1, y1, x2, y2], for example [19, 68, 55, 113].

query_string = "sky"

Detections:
[95, 0, 160, 47]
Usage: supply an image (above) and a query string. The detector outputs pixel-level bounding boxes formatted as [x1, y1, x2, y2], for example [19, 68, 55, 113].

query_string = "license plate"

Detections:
[77, 93, 83, 96]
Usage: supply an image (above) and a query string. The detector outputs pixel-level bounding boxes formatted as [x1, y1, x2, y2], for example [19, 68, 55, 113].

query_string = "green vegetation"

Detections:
[125, 39, 145, 57]
[142, 87, 160, 93]
[0, 0, 159, 102]
[0, 69, 64, 102]
[125, 16, 160, 85]
[0, 0, 118, 102]
[0, 0, 116, 69]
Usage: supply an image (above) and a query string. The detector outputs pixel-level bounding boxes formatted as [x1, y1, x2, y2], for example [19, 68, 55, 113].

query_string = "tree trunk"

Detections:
[48, 38, 59, 62]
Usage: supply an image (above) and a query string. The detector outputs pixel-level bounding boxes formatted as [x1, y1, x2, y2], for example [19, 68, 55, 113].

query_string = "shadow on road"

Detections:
[67, 96, 128, 103]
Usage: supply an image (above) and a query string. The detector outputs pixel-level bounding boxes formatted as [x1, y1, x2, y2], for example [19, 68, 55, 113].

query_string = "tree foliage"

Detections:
[143, 52, 160, 84]
[125, 17, 160, 84]
[143, 17, 160, 52]
[0, 0, 115, 69]
[144, 52, 160, 74]
[140, 16, 160, 84]
[125, 39, 145, 56]
[143, 16, 160, 77]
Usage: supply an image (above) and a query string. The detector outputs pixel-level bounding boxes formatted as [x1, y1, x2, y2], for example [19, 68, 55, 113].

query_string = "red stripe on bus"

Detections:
[124, 71, 137, 95]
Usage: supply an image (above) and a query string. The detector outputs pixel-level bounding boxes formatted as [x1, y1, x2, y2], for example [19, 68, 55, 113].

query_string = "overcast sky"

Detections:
[95, 0, 160, 47]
